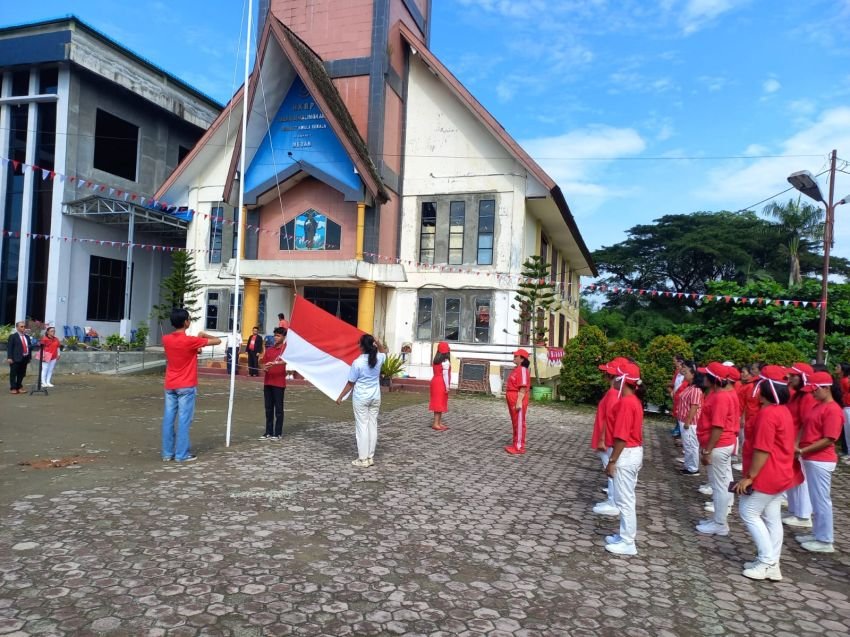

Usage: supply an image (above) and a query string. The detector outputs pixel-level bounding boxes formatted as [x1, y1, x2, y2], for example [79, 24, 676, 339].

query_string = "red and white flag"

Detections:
[284, 295, 365, 400]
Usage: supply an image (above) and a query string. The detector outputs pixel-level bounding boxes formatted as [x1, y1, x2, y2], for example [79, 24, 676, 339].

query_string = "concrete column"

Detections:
[241, 278, 260, 341]
[15, 70, 39, 320]
[355, 201, 365, 260]
[0, 72, 11, 287]
[357, 280, 376, 333]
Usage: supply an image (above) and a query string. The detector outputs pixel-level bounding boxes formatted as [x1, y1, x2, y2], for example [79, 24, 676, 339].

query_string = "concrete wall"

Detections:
[36, 350, 165, 375]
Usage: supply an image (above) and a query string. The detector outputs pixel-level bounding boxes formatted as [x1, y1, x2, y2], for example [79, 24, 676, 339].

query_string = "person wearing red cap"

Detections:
[429, 342, 452, 431]
[696, 361, 741, 536]
[675, 361, 704, 475]
[591, 358, 625, 517]
[504, 349, 531, 454]
[783, 363, 815, 529]
[734, 365, 802, 581]
[836, 362, 850, 462]
[795, 371, 843, 553]
[604, 361, 644, 556]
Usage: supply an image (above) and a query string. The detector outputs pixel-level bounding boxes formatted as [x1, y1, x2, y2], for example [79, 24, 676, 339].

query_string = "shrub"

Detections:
[641, 362, 672, 410]
[559, 326, 609, 405]
[607, 338, 641, 362]
[699, 336, 753, 366]
[132, 322, 149, 349]
[105, 334, 128, 349]
[639, 335, 693, 411]
[751, 341, 806, 367]
[0, 324, 13, 342]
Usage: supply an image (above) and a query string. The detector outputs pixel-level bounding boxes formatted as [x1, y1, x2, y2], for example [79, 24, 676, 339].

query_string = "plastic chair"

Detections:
[74, 326, 91, 344]
[63, 325, 73, 339]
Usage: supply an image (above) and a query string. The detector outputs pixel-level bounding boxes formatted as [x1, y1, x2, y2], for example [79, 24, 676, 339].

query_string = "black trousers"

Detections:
[264, 386, 285, 437]
[247, 350, 260, 376]
[9, 360, 28, 390]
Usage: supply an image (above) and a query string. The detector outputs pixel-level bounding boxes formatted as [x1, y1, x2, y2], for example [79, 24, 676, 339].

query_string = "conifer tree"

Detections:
[153, 251, 202, 323]
[513, 255, 558, 385]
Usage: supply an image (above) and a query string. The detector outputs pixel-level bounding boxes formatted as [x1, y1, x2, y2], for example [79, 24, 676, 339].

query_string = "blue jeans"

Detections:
[161, 387, 197, 460]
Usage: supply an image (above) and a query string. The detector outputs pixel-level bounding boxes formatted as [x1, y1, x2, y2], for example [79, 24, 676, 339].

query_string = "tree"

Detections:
[513, 255, 558, 386]
[762, 197, 824, 287]
[559, 326, 609, 404]
[153, 251, 202, 323]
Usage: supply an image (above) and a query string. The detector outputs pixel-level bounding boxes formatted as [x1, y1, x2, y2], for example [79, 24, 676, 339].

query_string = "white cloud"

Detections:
[698, 75, 728, 92]
[521, 125, 647, 214]
[762, 78, 781, 94]
[679, 0, 749, 34]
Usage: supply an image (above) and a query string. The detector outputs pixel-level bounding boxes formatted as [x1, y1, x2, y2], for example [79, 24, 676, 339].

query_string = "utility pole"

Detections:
[816, 149, 837, 364]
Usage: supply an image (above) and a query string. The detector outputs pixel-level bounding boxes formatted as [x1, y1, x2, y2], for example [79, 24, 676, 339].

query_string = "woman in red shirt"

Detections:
[504, 349, 530, 455]
[604, 361, 644, 556]
[783, 363, 815, 528]
[676, 362, 703, 475]
[696, 361, 741, 536]
[429, 342, 451, 431]
[734, 365, 802, 581]
[795, 371, 843, 553]
[39, 326, 62, 388]
[592, 358, 626, 517]
[836, 362, 850, 460]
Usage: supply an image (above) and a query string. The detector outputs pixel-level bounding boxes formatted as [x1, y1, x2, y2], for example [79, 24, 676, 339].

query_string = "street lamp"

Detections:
[786, 150, 845, 364]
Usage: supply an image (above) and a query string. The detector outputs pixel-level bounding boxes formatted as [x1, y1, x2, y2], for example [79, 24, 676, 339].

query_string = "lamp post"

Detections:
[786, 149, 847, 364]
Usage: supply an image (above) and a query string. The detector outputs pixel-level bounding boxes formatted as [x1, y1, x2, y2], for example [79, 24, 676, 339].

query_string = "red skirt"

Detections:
[429, 372, 448, 413]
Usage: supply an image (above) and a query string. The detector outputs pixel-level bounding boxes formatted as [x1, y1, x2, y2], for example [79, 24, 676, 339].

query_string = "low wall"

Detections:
[41, 350, 166, 375]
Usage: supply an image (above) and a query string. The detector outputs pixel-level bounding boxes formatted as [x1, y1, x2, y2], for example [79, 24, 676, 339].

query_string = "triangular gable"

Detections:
[245, 77, 363, 203]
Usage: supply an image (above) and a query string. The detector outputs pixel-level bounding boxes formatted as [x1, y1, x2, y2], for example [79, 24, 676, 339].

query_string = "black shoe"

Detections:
[176, 455, 198, 462]
[680, 468, 699, 475]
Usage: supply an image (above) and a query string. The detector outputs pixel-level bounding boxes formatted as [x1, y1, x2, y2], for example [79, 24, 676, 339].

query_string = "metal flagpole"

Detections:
[225, 0, 253, 447]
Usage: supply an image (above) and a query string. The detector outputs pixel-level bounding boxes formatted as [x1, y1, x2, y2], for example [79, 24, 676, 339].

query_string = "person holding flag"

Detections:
[259, 327, 287, 441]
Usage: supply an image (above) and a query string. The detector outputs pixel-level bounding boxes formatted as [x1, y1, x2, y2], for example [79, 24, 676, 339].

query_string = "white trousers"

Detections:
[598, 449, 615, 505]
[844, 407, 850, 456]
[803, 459, 836, 543]
[612, 446, 643, 545]
[41, 358, 57, 385]
[786, 461, 812, 519]
[708, 445, 734, 525]
[353, 397, 380, 460]
[681, 422, 699, 472]
[739, 490, 784, 566]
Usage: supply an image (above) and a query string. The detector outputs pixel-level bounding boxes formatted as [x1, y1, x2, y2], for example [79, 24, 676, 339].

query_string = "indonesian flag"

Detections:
[283, 295, 365, 400]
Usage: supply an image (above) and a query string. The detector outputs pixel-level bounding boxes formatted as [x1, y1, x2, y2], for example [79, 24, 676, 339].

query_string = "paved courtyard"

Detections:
[1, 375, 849, 636]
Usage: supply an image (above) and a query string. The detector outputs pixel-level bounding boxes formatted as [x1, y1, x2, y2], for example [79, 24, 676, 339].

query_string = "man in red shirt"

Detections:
[260, 327, 287, 440]
[161, 309, 221, 462]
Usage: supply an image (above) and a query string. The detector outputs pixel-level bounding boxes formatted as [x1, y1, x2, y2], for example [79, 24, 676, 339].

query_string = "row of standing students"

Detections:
[593, 356, 844, 580]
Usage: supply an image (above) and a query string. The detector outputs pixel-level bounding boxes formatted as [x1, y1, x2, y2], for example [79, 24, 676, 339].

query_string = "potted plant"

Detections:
[513, 255, 558, 401]
[62, 336, 80, 351]
[105, 334, 129, 351]
[380, 353, 406, 389]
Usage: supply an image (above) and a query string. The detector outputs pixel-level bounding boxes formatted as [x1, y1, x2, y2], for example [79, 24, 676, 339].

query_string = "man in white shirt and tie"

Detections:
[5, 321, 32, 394]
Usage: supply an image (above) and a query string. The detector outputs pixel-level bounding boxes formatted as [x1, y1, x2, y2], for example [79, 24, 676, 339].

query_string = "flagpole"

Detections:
[226, 0, 252, 448]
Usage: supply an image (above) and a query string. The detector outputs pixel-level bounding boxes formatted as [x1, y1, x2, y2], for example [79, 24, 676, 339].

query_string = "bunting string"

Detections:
[0, 156, 825, 310]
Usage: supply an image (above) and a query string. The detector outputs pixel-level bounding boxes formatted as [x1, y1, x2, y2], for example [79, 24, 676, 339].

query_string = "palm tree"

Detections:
[762, 197, 824, 287]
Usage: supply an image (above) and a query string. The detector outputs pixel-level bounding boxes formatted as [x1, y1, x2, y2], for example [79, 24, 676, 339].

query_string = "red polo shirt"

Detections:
[698, 389, 740, 448]
[800, 400, 844, 463]
[262, 344, 287, 388]
[743, 403, 802, 495]
[162, 332, 208, 390]
[610, 393, 643, 447]
[591, 387, 618, 449]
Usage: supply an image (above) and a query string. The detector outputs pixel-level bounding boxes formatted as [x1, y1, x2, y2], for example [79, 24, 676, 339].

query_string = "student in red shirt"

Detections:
[836, 362, 850, 460]
[259, 327, 287, 440]
[604, 361, 644, 556]
[783, 363, 815, 528]
[696, 361, 741, 536]
[795, 371, 843, 553]
[734, 365, 802, 581]
[161, 308, 222, 462]
[676, 362, 704, 475]
[504, 349, 531, 455]
[592, 358, 626, 517]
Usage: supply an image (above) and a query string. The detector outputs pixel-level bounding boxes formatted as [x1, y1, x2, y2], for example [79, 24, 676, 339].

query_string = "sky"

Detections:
[5, 0, 850, 260]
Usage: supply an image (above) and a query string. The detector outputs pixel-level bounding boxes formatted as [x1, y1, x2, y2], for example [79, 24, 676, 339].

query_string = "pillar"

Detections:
[241, 278, 261, 341]
[357, 280, 376, 333]
[355, 202, 366, 261]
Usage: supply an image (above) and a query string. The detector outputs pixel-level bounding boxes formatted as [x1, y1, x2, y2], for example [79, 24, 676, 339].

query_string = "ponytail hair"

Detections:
[360, 334, 379, 368]
[433, 352, 450, 365]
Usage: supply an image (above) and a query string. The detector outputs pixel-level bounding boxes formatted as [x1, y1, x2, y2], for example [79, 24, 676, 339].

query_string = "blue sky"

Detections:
[6, 0, 850, 258]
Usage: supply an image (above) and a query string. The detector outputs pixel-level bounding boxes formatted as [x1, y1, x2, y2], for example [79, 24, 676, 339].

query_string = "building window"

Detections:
[560, 258, 566, 299]
[416, 297, 432, 340]
[477, 199, 494, 265]
[541, 234, 549, 268]
[419, 202, 437, 264]
[206, 291, 220, 330]
[304, 287, 357, 326]
[474, 297, 491, 343]
[448, 201, 465, 265]
[93, 109, 138, 181]
[87, 255, 126, 321]
[209, 207, 223, 264]
[444, 297, 461, 341]
[280, 210, 341, 251]
[39, 68, 58, 95]
[11, 71, 29, 96]
[415, 291, 492, 343]
[559, 314, 566, 348]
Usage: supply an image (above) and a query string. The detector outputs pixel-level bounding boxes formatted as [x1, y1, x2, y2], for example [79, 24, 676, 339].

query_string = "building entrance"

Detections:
[303, 287, 358, 327]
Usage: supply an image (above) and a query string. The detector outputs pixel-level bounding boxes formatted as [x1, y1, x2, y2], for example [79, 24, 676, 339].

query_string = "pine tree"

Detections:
[513, 255, 558, 385]
[152, 251, 202, 323]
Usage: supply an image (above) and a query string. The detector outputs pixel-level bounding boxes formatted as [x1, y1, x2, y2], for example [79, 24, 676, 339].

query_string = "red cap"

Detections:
[513, 348, 530, 359]
[598, 356, 628, 374]
[615, 361, 641, 385]
[437, 342, 450, 354]
[789, 362, 814, 377]
[698, 361, 737, 380]
[804, 370, 834, 392]
[759, 365, 790, 383]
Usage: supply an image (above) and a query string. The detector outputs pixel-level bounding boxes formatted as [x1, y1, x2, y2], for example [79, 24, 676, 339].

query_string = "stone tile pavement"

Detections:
[1, 395, 849, 636]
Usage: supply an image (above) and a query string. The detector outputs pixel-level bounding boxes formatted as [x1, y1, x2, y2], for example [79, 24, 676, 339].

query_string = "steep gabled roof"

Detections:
[398, 23, 596, 276]
[221, 16, 388, 204]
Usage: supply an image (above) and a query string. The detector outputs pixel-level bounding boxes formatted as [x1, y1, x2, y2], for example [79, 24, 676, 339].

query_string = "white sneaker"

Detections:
[605, 534, 622, 545]
[801, 540, 835, 553]
[698, 484, 713, 496]
[601, 487, 609, 494]
[675, 456, 684, 464]
[367, 457, 374, 467]
[592, 502, 620, 517]
[795, 534, 816, 544]
[696, 521, 729, 536]
[704, 502, 714, 512]
[781, 515, 812, 528]
[732, 462, 743, 472]
[742, 561, 782, 581]
[605, 540, 637, 556]
[351, 458, 370, 468]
